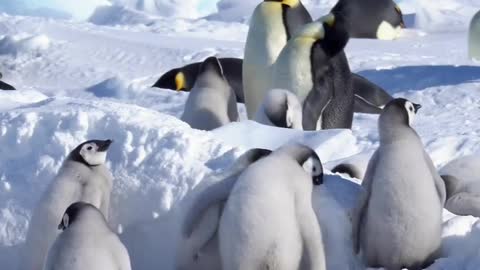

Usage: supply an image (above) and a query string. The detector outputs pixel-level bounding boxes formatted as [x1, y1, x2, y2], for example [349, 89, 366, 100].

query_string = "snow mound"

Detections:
[213, 120, 359, 162]
[0, 33, 50, 55]
[89, 5, 153, 25]
[86, 76, 133, 98]
[415, 0, 480, 32]
[0, 90, 49, 111]
[108, 0, 217, 19]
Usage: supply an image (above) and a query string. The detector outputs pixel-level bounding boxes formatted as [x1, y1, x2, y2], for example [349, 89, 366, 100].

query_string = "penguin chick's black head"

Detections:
[68, 139, 114, 167]
[381, 98, 421, 127]
[58, 202, 96, 231]
[319, 13, 350, 57]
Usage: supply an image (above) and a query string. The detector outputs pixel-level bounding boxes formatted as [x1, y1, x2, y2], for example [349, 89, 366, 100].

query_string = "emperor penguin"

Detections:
[152, 58, 245, 103]
[219, 143, 325, 270]
[440, 155, 480, 217]
[352, 99, 446, 270]
[44, 202, 131, 270]
[254, 88, 303, 129]
[272, 13, 353, 130]
[243, 0, 312, 118]
[469, 10, 480, 61]
[181, 57, 239, 131]
[175, 148, 272, 270]
[0, 72, 16, 90]
[19, 139, 114, 270]
[332, 0, 405, 40]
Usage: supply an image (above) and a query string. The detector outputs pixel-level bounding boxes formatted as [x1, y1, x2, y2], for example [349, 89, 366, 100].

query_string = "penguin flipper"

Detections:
[352, 150, 379, 253]
[351, 73, 392, 113]
[0, 80, 15, 90]
[424, 151, 447, 205]
[445, 192, 480, 217]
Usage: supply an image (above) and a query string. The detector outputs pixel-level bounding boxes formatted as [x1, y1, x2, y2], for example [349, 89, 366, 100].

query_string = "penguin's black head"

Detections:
[58, 202, 94, 231]
[319, 13, 350, 57]
[153, 61, 203, 92]
[381, 98, 421, 127]
[0, 72, 2, 80]
[68, 139, 113, 167]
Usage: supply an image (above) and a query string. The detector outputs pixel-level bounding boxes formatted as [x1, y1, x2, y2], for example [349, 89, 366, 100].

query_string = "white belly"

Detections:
[469, 11, 480, 60]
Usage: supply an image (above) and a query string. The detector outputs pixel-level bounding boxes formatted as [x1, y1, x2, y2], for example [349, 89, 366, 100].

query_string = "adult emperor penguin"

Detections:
[440, 155, 480, 217]
[0, 72, 15, 90]
[272, 13, 353, 130]
[332, 0, 405, 40]
[152, 58, 245, 103]
[19, 139, 114, 270]
[219, 143, 325, 270]
[352, 99, 446, 270]
[181, 56, 239, 131]
[44, 202, 131, 270]
[469, 10, 480, 61]
[254, 88, 303, 129]
[243, 0, 312, 118]
[176, 148, 272, 270]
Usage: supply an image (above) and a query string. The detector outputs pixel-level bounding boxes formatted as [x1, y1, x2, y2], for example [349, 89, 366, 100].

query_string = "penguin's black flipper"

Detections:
[0, 80, 15, 90]
[352, 73, 393, 114]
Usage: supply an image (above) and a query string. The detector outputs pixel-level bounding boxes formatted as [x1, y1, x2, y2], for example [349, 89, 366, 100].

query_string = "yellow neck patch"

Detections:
[282, 0, 299, 8]
[175, 72, 186, 91]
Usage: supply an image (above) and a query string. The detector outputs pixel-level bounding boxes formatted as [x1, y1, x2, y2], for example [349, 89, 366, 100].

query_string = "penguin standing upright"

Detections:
[272, 13, 353, 130]
[44, 202, 132, 270]
[332, 0, 405, 40]
[352, 99, 446, 269]
[181, 57, 239, 131]
[18, 140, 114, 270]
[470, 10, 480, 61]
[243, 0, 312, 118]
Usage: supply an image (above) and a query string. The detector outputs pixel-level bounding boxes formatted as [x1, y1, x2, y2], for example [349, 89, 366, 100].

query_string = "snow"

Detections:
[0, 0, 480, 269]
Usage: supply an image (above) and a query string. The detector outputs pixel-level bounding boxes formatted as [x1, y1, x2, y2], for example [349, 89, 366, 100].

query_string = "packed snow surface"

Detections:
[1, 0, 480, 269]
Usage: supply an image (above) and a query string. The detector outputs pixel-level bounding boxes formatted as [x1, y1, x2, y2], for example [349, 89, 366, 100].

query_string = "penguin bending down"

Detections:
[332, 0, 405, 40]
[181, 144, 325, 270]
[0, 72, 16, 90]
[254, 88, 303, 129]
[152, 58, 244, 103]
[440, 155, 480, 217]
[181, 57, 239, 131]
[19, 140, 114, 270]
[469, 11, 480, 61]
[243, 0, 312, 118]
[272, 13, 353, 130]
[351, 73, 393, 114]
[352, 99, 446, 270]
[176, 148, 272, 270]
[44, 202, 132, 270]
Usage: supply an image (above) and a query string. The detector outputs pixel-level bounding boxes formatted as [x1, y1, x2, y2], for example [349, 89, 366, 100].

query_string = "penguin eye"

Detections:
[87, 146, 93, 151]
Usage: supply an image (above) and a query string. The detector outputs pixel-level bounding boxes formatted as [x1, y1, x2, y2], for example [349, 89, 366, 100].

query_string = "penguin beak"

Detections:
[175, 72, 186, 91]
[413, 103, 422, 113]
[313, 173, 324, 186]
[97, 139, 113, 152]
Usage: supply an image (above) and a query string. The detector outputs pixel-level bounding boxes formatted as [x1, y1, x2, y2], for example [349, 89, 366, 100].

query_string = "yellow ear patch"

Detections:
[175, 72, 186, 91]
[282, 0, 299, 8]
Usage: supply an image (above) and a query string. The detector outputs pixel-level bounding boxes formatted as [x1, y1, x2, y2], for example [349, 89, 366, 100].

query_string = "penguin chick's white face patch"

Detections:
[61, 213, 69, 229]
[303, 157, 322, 178]
[376, 21, 400, 40]
[404, 101, 417, 126]
[80, 143, 107, 166]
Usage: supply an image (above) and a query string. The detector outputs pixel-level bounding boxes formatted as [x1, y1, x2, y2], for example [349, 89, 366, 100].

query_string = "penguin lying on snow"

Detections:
[175, 148, 272, 270]
[0, 72, 15, 90]
[154, 58, 391, 115]
[469, 10, 480, 61]
[352, 99, 446, 269]
[332, 0, 405, 40]
[243, 0, 312, 118]
[44, 202, 132, 270]
[272, 13, 354, 130]
[181, 56, 239, 131]
[19, 139, 114, 270]
[152, 58, 244, 103]
[181, 144, 325, 270]
[440, 155, 480, 217]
